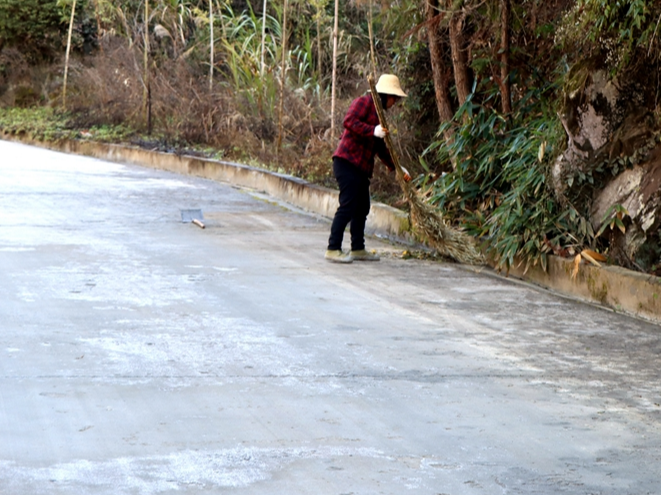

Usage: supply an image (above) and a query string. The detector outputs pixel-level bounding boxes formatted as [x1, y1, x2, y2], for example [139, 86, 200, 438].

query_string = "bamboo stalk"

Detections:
[276, 0, 288, 155]
[367, 75, 484, 265]
[367, 0, 377, 79]
[143, 0, 150, 122]
[94, 0, 103, 53]
[178, 3, 186, 46]
[500, 0, 511, 114]
[62, 0, 77, 110]
[316, 2, 322, 78]
[649, 13, 661, 56]
[260, 0, 267, 77]
[209, 0, 214, 91]
[215, 0, 227, 42]
[330, 0, 339, 141]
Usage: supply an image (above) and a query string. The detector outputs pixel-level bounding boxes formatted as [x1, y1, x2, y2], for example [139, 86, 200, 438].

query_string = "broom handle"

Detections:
[368, 75, 404, 178]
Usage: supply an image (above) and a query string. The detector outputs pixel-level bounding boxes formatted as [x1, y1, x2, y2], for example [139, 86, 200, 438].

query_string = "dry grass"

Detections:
[0, 49, 38, 107]
[0, 37, 408, 208]
[59, 37, 345, 192]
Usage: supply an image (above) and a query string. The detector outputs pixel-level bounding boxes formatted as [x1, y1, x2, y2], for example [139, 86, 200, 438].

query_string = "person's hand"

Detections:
[374, 125, 387, 139]
[401, 166, 412, 182]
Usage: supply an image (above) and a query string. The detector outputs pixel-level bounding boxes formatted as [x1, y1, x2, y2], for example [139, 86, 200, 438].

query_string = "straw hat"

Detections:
[375, 74, 407, 97]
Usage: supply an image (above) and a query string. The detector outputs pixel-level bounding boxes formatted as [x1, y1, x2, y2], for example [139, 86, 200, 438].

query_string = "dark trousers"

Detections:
[328, 157, 371, 251]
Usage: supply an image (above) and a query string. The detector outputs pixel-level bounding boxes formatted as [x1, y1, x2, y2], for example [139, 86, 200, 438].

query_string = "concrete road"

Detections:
[1, 140, 660, 495]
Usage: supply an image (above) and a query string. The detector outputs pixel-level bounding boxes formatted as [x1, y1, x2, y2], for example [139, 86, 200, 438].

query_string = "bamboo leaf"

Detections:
[615, 217, 626, 234]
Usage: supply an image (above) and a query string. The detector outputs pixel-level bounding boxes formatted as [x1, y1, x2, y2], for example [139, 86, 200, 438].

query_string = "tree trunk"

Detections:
[330, 0, 339, 141]
[448, 9, 471, 106]
[62, 0, 77, 110]
[425, 0, 453, 123]
[500, 0, 511, 114]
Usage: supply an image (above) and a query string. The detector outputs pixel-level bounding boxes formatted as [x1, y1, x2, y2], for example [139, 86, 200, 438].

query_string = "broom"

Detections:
[368, 76, 485, 265]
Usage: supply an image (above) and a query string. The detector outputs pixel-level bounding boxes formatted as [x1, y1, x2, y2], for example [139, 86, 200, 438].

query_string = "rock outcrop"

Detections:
[552, 67, 660, 268]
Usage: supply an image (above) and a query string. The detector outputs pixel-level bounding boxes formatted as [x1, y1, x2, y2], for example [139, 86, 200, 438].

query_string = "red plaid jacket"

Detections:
[333, 94, 395, 177]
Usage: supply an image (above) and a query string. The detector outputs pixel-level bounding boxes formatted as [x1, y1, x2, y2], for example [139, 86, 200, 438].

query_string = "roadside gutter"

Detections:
[3, 134, 660, 325]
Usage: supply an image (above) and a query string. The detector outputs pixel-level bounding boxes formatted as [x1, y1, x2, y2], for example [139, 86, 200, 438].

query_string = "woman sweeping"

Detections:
[325, 74, 410, 264]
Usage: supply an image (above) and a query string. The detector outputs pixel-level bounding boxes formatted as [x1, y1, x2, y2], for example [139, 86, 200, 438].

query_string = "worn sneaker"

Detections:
[350, 249, 380, 261]
[325, 249, 354, 263]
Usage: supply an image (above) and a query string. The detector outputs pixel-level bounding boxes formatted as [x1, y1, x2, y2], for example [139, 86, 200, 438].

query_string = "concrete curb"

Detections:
[3, 134, 660, 324]
[506, 256, 661, 323]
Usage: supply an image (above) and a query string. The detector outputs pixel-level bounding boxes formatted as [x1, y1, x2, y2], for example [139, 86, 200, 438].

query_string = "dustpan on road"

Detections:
[180, 209, 205, 229]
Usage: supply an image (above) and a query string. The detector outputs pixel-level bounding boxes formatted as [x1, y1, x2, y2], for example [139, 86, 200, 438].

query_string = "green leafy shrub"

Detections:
[557, 0, 661, 70]
[0, 0, 65, 60]
[0, 107, 70, 140]
[425, 82, 591, 272]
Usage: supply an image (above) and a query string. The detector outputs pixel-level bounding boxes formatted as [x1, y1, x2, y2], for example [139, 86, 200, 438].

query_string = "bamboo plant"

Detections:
[209, 0, 214, 90]
[330, 0, 339, 141]
[62, 0, 77, 110]
[277, 0, 288, 155]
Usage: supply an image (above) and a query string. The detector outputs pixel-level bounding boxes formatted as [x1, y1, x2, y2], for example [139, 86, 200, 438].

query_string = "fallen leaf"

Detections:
[581, 250, 602, 267]
[571, 254, 581, 280]
[538, 141, 547, 162]
[581, 249, 607, 262]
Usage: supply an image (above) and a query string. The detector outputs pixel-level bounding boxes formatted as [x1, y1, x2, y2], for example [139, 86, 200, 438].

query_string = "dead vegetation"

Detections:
[59, 36, 342, 187]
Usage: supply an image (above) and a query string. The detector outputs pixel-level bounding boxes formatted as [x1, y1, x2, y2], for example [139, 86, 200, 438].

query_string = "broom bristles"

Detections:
[368, 75, 484, 265]
[399, 175, 485, 265]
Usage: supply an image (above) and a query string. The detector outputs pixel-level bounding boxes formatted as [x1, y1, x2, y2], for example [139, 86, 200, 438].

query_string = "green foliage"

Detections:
[0, 107, 134, 142]
[0, 107, 71, 140]
[425, 82, 587, 271]
[80, 123, 135, 142]
[213, 2, 325, 120]
[557, 0, 661, 70]
[0, 0, 65, 59]
[216, 5, 282, 118]
[0, 0, 99, 59]
[597, 204, 629, 237]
